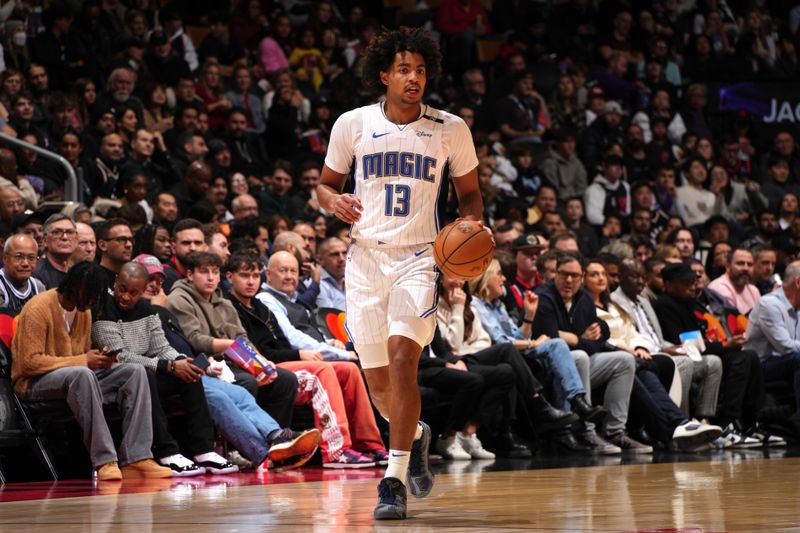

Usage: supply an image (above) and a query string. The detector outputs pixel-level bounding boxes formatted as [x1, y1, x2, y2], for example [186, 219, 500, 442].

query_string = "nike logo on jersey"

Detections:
[372, 132, 389, 138]
[414, 247, 428, 256]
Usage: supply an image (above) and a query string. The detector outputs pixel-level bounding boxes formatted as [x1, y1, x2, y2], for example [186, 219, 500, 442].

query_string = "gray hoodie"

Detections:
[166, 278, 247, 355]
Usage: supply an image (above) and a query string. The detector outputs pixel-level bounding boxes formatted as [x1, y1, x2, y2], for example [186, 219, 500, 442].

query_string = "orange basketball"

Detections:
[433, 220, 495, 279]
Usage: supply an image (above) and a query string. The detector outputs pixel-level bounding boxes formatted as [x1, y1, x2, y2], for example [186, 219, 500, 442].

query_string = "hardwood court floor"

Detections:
[1, 450, 799, 532]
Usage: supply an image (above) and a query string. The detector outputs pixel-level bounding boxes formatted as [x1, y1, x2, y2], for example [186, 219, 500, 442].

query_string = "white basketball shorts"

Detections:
[344, 242, 439, 349]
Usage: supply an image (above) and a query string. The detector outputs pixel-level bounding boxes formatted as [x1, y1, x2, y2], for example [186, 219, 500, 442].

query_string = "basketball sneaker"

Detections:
[435, 433, 471, 460]
[268, 428, 321, 464]
[323, 448, 376, 469]
[671, 420, 723, 452]
[747, 424, 787, 447]
[365, 449, 389, 466]
[457, 432, 496, 460]
[719, 423, 761, 448]
[193, 452, 239, 475]
[159, 454, 206, 477]
[373, 477, 407, 520]
[407, 421, 434, 498]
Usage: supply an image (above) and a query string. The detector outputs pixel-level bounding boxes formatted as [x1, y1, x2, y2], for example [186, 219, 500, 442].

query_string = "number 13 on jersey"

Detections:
[384, 183, 410, 217]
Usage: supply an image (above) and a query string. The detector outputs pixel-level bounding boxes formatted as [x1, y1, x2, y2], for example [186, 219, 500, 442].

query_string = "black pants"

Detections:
[229, 364, 298, 428]
[465, 342, 543, 426]
[628, 368, 685, 444]
[147, 369, 215, 459]
[717, 349, 764, 429]
[469, 342, 544, 397]
[637, 354, 676, 392]
[419, 359, 514, 433]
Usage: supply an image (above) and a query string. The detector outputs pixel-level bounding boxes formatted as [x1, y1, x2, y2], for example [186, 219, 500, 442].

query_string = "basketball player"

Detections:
[317, 28, 484, 520]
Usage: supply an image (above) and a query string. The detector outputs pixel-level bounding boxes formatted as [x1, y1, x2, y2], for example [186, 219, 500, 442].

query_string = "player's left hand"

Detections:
[456, 216, 495, 246]
[333, 193, 363, 223]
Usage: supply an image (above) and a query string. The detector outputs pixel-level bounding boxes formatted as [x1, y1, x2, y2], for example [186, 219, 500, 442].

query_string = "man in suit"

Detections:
[612, 258, 721, 420]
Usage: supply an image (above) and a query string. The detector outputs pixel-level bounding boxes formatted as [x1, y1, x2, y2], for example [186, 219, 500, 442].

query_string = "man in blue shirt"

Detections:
[316, 237, 347, 312]
[746, 260, 800, 415]
[258, 250, 356, 361]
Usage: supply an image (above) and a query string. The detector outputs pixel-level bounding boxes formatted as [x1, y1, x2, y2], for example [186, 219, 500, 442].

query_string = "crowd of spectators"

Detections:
[4, 0, 800, 478]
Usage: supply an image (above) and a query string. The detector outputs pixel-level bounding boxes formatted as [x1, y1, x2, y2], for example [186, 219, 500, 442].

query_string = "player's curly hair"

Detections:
[361, 26, 442, 94]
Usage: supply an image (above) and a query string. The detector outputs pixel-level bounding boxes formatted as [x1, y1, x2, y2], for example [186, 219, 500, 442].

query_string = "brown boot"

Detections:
[121, 459, 174, 479]
[96, 461, 122, 481]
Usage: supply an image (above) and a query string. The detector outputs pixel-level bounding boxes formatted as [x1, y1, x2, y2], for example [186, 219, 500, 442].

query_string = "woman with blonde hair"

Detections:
[432, 272, 577, 458]
[469, 259, 607, 430]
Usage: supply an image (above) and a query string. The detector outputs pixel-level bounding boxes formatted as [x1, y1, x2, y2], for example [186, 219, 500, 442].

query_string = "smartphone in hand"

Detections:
[105, 348, 122, 357]
[192, 353, 210, 371]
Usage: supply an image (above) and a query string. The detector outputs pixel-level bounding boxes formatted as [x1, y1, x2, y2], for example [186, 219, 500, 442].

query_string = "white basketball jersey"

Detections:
[325, 102, 478, 247]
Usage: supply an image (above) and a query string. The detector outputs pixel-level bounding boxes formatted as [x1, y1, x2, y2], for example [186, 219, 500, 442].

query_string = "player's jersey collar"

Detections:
[379, 101, 428, 132]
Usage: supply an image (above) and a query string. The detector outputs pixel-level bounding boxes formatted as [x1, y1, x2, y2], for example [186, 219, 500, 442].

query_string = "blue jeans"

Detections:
[762, 353, 800, 412]
[202, 376, 280, 464]
[530, 338, 586, 410]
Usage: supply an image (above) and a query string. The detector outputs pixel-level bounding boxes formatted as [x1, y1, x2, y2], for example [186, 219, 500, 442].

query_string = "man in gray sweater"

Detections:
[92, 262, 238, 477]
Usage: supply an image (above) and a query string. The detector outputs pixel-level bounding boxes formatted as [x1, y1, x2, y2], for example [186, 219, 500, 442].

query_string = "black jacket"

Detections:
[652, 292, 724, 356]
[419, 326, 458, 370]
[533, 280, 612, 355]
[226, 294, 301, 364]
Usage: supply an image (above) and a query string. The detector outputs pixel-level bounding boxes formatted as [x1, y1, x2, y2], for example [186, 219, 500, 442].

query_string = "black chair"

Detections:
[315, 307, 350, 344]
[0, 333, 59, 483]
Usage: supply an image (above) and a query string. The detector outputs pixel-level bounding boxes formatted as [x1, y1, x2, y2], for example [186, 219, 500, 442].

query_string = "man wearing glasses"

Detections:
[97, 218, 135, 287]
[33, 214, 78, 289]
[533, 252, 645, 454]
[0, 233, 45, 313]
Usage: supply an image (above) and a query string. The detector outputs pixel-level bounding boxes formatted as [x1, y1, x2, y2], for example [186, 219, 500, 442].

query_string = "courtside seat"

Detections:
[0, 315, 59, 482]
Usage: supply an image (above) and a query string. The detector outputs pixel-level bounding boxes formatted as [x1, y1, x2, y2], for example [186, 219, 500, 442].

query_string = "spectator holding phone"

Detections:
[92, 262, 238, 476]
[12, 261, 173, 481]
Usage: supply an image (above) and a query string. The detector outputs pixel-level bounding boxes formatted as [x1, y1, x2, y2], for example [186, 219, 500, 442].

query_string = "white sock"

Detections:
[414, 422, 423, 441]
[384, 449, 410, 482]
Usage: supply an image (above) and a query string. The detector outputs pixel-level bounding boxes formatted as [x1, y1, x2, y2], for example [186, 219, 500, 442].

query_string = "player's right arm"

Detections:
[317, 108, 363, 224]
[318, 166, 363, 224]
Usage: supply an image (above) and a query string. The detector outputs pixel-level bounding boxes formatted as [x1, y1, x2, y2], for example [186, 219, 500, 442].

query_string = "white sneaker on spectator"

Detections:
[748, 429, 787, 447]
[435, 434, 471, 460]
[456, 432, 496, 460]
[672, 419, 723, 451]
[720, 423, 761, 448]
[159, 454, 205, 477]
[194, 451, 240, 474]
